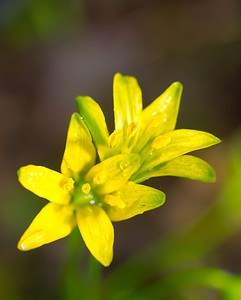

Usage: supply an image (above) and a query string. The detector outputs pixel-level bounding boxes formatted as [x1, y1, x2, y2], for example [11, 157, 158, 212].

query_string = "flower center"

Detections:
[71, 181, 98, 207]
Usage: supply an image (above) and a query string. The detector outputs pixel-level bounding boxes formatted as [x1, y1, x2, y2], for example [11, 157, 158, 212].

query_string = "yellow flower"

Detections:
[76, 73, 221, 183]
[17, 113, 165, 266]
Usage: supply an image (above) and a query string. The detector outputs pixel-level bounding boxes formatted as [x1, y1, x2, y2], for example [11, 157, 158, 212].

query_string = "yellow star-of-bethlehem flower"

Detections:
[17, 114, 164, 266]
[18, 73, 220, 266]
[76, 73, 220, 184]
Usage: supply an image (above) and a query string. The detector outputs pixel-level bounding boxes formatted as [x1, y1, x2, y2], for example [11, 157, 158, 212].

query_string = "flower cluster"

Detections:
[17, 73, 220, 266]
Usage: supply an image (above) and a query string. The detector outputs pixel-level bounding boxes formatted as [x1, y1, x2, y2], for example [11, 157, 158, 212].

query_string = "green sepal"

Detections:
[76, 96, 111, 160]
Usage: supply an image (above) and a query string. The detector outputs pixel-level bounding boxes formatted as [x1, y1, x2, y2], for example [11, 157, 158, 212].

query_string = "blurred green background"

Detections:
[1, 0, 241, 299]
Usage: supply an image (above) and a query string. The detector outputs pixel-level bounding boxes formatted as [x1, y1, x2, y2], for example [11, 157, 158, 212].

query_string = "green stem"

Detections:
[60, 228, 103, 300]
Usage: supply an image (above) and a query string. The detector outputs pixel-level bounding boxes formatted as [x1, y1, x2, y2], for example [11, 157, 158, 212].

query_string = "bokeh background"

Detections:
[1, 0, 241, 299]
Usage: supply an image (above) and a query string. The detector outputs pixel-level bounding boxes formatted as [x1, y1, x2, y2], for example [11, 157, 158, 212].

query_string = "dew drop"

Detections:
[35, 232, 44, 240]
[119, 161, 129, 170]
[90, 200, 95, 205]
[152, 111, 157, 116]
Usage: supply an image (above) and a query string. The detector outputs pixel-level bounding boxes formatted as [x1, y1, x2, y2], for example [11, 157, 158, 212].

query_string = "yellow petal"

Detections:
[138, 129, 221, 174]
[76, 96, 111, 161]
[134, 82, 182, 152]
[18, 165, 74, 204]
[109, 129, 123, 150]
[85, 154, 140, 194]
[18, 203, 76, 251]
[61, 113, 96, 180]
[134, 155, 217, 183]
[76, 205, 114, 267]
[107, 182, 165, 221]
[104, 194, 126, 209]
[113, 73, 142, 130]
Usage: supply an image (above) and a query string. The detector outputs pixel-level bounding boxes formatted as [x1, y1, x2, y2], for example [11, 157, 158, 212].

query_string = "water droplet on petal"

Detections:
[35, 231, 44, 240]
[119, 161, 129, 170]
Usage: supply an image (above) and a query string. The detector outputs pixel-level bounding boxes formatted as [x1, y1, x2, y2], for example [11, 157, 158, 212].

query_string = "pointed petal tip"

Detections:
[114, 72, 122, 79]
[17, 236, 33, 251]
[97, 250, 113, 267]
[102, 257, 113, 267]
[172, 81, 183, 88]
[170, 81, 183, 96]
[214, 136, 222, 144]
[17, 240, 26, 251]
[17, 165, 27, 177]
[75, 95, 90, 107]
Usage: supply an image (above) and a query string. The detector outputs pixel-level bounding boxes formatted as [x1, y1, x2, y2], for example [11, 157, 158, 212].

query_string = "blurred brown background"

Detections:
[0, 0, 241, 299]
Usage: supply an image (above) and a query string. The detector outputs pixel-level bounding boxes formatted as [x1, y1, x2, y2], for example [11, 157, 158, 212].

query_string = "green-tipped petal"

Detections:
[61, 113, 96, 180]
[113, 73, 142, 130]
[106, 182, 165, 221]
[134, 82, 182, 152]
[138, 129, 221, 173]
[134, 155, 217, 183]
[18, 165, 74, 204]
[18, 203, 75, 251]
[76, 96, 111, 160]
[76, 205, 114, 267]
[85, 154, 140, 195]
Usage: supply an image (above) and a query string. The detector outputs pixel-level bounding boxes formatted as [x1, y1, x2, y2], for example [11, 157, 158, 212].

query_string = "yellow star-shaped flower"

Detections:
[76, 73, 220, 184]
[17, 113, 165, 266]
[18, 73, 220, 266]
